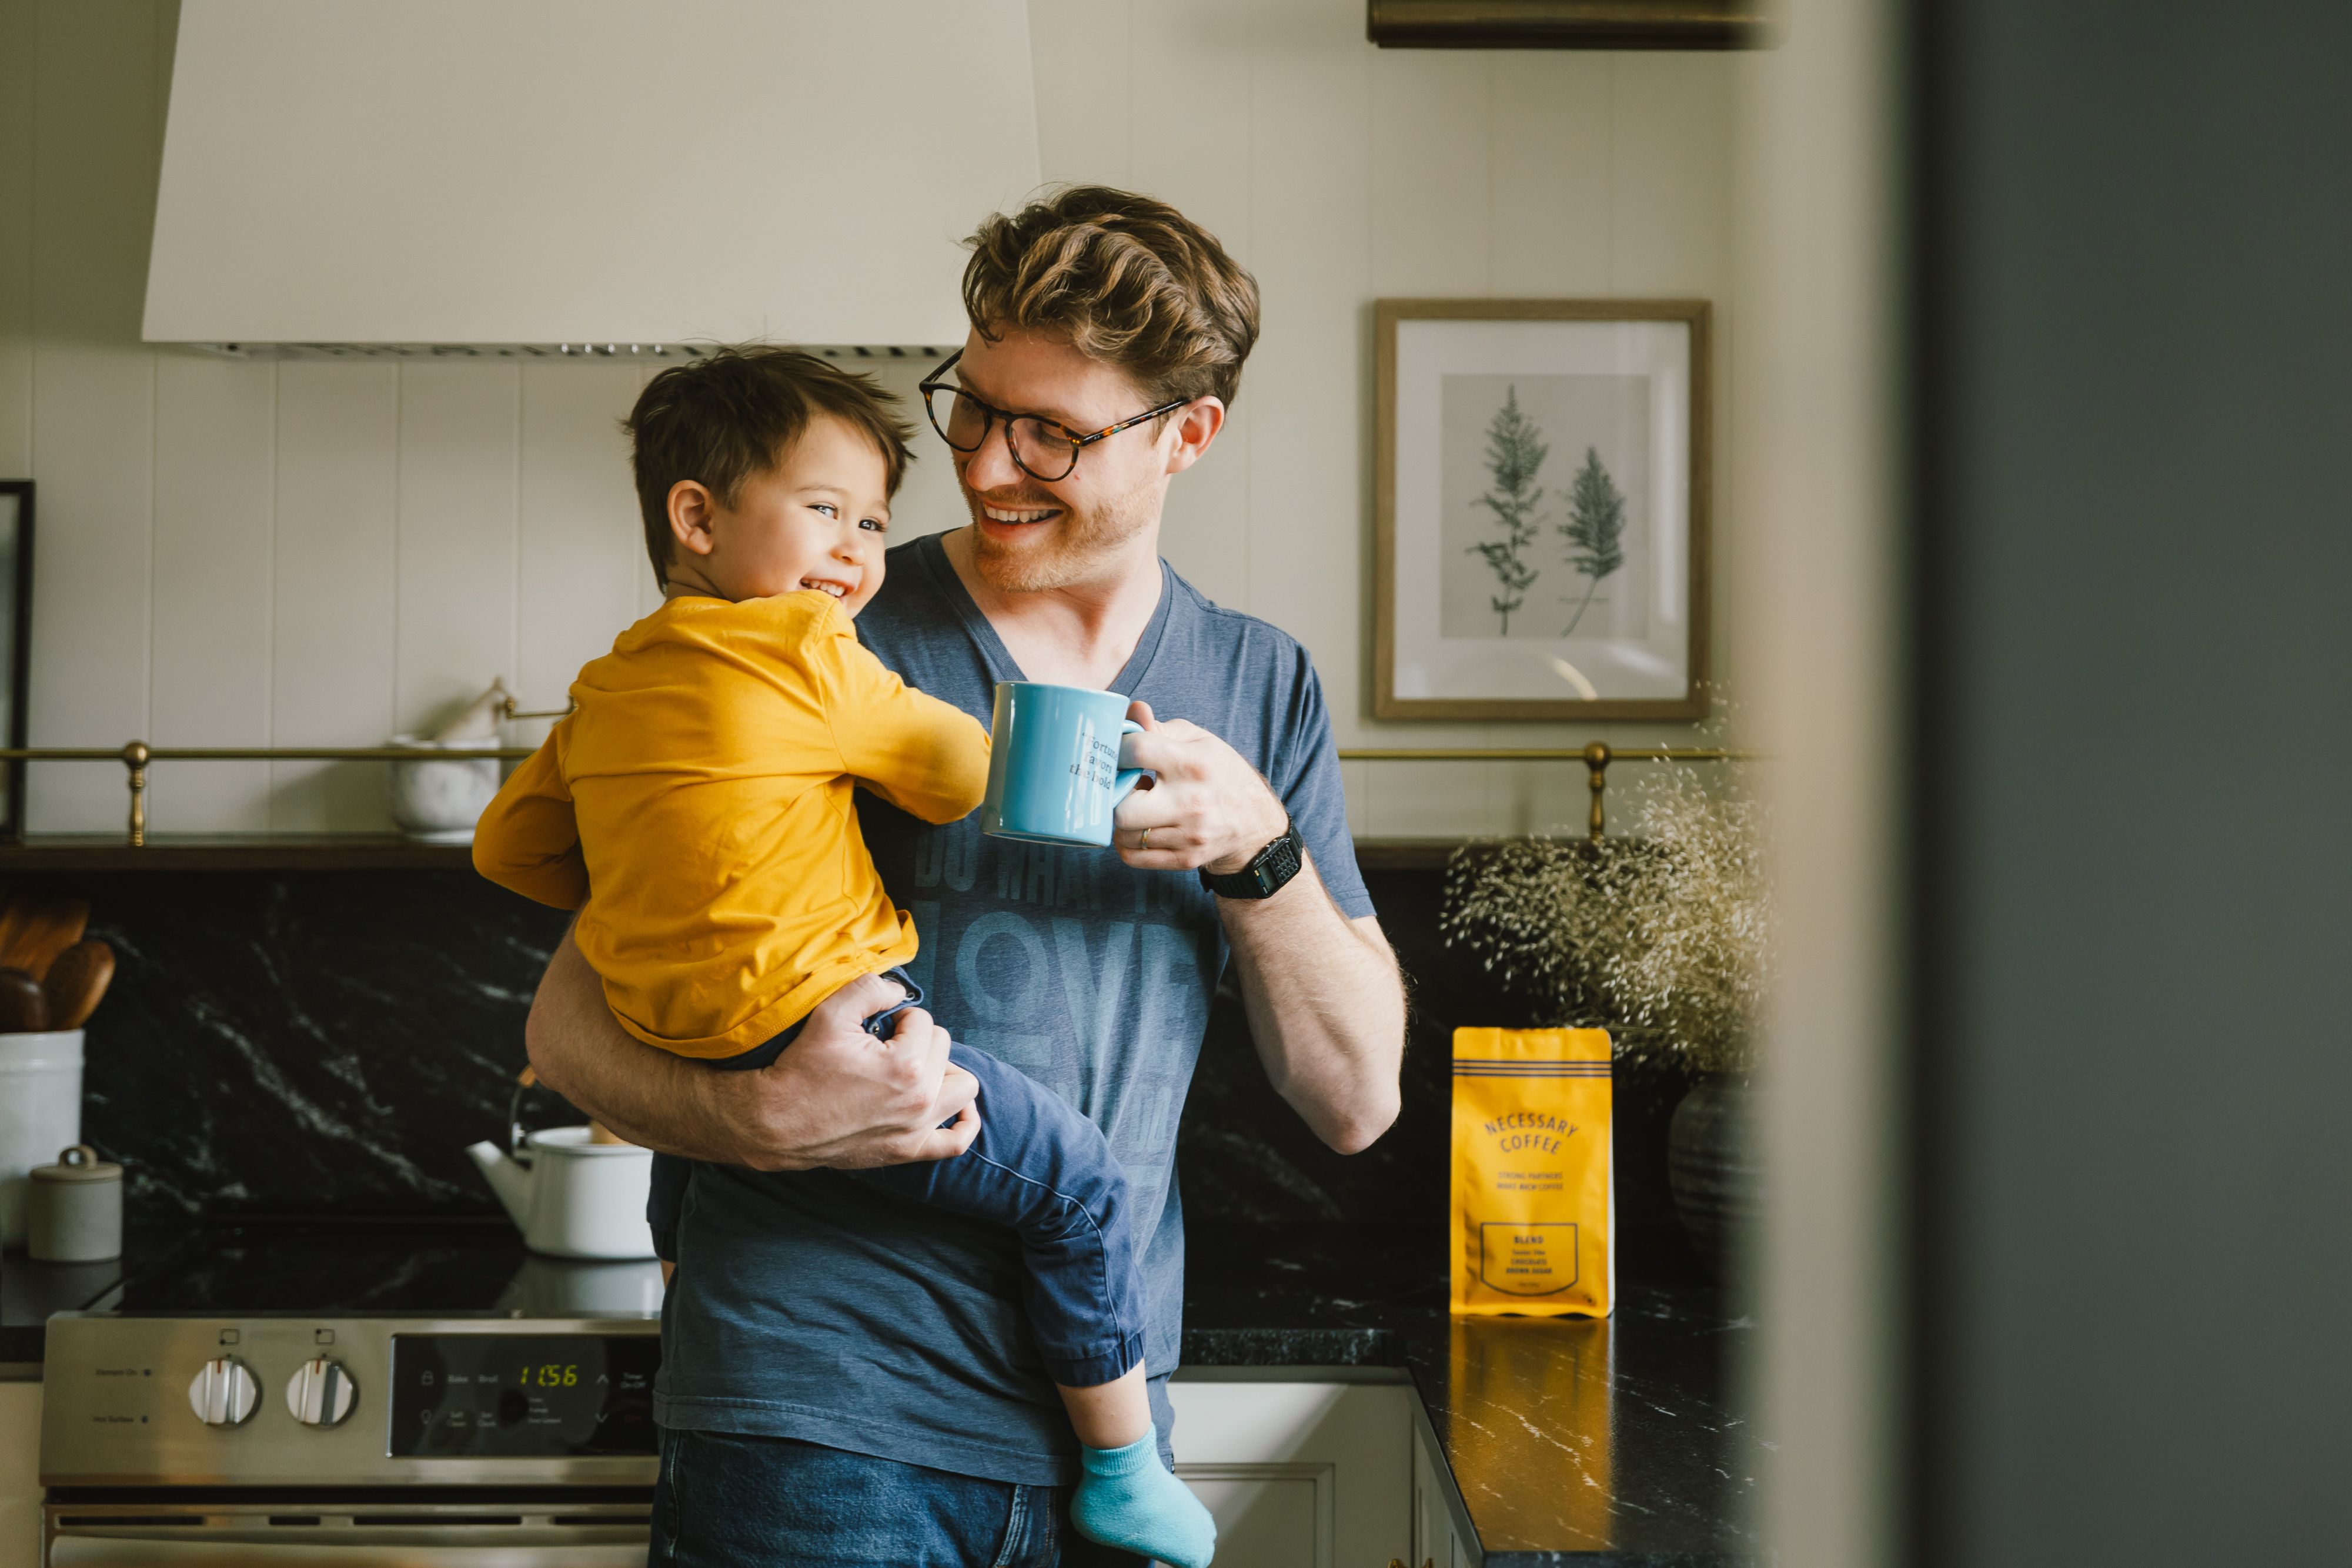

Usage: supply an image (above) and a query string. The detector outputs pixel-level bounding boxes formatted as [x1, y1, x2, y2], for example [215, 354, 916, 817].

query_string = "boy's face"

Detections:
[666, 414, 891, 614]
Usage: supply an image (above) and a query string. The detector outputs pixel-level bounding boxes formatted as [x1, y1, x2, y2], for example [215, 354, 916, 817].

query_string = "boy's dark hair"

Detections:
[961, 185, 1260, 409]
[623, 346, 914, 586]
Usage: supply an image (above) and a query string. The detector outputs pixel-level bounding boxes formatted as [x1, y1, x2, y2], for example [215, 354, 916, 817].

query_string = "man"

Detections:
[523, 186, 1406, 1566]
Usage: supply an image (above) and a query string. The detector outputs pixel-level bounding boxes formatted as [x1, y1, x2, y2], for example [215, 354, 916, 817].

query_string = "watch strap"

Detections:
[1198, 818, 1305, 901]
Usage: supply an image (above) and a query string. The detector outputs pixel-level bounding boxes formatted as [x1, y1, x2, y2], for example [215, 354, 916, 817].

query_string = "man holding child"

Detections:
[522, 185, 1406, 1566]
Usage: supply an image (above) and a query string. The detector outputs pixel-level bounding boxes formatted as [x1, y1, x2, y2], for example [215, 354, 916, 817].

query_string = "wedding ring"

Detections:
[1139, 826, 1152, 851]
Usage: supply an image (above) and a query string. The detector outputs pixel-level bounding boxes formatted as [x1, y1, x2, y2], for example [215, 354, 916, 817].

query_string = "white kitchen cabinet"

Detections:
[0, 1379, 39, 1568]
[1411, 1413, 1481, 1568]
[1168, 1373, 1412, 1568]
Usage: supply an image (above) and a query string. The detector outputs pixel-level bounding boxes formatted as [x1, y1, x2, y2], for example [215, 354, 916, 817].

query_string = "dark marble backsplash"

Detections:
[62, 871, 573, 1218]
[22, 865, 1697, 1261]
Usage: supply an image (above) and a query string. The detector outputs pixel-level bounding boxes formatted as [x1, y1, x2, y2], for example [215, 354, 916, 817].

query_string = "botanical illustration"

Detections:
[1559, 447, 1626, 636]
[1439, 373, 1650, 643]
[1465, 386, 1549, 634]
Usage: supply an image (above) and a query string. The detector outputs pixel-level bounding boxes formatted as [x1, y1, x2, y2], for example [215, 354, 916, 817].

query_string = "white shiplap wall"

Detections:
[0, 0, 1738, 838]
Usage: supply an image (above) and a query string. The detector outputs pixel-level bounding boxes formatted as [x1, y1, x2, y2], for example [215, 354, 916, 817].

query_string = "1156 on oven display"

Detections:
[389, 1333, 659, 1457]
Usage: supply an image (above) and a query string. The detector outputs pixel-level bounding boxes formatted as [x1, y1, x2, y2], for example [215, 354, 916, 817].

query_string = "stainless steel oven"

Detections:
[40, 1313, 660, 1566]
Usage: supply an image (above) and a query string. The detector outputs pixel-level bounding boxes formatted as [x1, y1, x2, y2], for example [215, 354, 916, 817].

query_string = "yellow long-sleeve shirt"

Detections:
[472, 589, 990, 1059]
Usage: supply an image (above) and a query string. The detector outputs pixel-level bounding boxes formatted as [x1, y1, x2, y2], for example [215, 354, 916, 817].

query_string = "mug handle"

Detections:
[1112, 718, 1153, 808]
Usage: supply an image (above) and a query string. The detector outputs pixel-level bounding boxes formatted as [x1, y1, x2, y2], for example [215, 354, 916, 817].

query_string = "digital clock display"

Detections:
[388, 1334, 659, 1457]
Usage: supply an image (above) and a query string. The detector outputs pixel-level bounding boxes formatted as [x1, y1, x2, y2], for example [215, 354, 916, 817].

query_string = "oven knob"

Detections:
[188, 1357, 259, 1426]
[285, 1357, 357, 1427]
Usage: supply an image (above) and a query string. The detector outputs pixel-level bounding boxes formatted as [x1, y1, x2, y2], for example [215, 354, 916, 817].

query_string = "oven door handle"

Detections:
[51, 1539, 649, 1566]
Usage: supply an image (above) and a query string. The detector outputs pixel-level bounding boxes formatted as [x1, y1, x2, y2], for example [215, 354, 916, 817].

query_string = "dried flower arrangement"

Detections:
[1441, 763, 1770, 1075]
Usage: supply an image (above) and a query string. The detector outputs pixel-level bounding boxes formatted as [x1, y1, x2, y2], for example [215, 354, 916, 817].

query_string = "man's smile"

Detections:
[980, 503, 1060, 524]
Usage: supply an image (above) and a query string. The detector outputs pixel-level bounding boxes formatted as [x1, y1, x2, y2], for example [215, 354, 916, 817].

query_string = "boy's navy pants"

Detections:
[645, 971, 1148, 1388]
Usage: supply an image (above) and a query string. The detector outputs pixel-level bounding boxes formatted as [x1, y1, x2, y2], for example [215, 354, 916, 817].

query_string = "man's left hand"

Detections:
[1112, 699, 1291, 874]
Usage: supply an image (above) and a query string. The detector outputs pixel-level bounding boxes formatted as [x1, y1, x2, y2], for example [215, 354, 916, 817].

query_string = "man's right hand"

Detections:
[523, 927, 980, 1172]
[746, 972, 981, 1171]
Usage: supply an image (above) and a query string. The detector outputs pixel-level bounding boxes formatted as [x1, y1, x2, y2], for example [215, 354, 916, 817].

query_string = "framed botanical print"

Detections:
[0, 481, 28, 841]
[1374, 300, 1710, 720]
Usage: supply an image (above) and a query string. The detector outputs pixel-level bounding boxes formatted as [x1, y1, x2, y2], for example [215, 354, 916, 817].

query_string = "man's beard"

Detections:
[962, 480, 1155, 593]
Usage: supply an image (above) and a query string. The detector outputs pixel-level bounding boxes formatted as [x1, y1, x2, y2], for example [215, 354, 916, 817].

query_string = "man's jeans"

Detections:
[650, 1426, 1150, 1567]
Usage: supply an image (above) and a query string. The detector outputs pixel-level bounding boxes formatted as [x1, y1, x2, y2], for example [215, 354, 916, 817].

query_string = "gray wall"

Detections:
[1914, 0, 2352, 1561]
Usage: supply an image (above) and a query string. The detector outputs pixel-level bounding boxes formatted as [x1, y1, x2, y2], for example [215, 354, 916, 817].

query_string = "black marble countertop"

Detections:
[1182, 1221, 1761, 1567]
[2, 1248, 119, 1368]
[4, 1218, 1760, 1565]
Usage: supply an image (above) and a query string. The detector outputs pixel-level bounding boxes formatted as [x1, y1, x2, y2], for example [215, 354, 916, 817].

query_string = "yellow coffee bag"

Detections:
[1451, 1027, 1613, 1316]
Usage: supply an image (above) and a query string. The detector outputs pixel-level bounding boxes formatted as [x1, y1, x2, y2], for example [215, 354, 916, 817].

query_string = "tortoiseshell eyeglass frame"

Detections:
[917, 350, 1192, 483]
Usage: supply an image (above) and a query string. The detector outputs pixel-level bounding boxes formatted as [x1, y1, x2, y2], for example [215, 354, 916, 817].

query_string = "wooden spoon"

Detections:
[42, 939, 115, 1031]
[0, 890, 90, 982]
[0, 965, 47, 1032]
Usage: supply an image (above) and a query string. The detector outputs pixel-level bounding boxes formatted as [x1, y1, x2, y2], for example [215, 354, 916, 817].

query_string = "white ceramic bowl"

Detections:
[385, 734, 502, 842]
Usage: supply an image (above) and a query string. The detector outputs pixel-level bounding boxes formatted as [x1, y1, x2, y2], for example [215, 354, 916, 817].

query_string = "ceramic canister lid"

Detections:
[31, 1144, 121, 1183]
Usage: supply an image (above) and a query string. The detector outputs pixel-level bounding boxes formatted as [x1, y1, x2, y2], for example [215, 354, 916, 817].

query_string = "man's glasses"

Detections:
[918, 351, 1190, 483]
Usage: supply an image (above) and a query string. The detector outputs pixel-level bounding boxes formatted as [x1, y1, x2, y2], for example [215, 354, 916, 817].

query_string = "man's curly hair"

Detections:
[961, 185, 1261, 410]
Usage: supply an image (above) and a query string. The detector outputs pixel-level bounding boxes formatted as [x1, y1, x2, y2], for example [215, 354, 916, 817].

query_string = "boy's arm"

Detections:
[813, 618, 991, 824]
[471, 726, 590, 910]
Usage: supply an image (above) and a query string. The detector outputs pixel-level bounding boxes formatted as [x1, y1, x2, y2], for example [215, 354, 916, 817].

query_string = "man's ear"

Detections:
[1162, 398, 1227, 477]
[668, 480, 720, 558]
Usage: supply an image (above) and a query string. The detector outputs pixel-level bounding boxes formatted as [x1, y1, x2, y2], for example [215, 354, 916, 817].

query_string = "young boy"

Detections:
[473, 347, 1214, 1568]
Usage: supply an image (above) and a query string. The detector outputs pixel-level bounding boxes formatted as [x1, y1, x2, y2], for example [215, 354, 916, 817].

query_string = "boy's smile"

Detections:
[662, 414, 893, 613]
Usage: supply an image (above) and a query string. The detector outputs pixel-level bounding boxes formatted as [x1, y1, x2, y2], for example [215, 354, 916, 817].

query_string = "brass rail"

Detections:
[0, 740, 1755, 849]
[1334, 743, 1753, 839]
[0, 743, 536, 847]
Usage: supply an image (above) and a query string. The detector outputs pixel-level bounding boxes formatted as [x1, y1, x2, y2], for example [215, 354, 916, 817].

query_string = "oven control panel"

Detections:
[39, 1315, 662, 1486]
[390, 1332, 659, 1457]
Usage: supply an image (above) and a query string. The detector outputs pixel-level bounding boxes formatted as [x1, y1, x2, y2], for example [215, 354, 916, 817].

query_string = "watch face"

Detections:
[1253, 829, 1302, 892]
[1204, 823, 1303, 898]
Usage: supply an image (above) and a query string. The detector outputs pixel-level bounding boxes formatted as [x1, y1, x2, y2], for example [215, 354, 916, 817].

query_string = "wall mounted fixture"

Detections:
[146, 1, 1041, 351]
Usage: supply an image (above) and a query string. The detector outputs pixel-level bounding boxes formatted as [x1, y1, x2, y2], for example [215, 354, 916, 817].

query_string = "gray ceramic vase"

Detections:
[1668, 1074, 1762, 1273]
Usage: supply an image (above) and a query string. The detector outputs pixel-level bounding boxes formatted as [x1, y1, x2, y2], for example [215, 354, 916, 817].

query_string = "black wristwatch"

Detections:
[1198, 818, 1305, 901]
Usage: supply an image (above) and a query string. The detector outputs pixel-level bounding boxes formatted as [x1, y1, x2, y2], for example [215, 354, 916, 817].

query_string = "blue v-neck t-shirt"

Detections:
[652, 531, 1372, 1486]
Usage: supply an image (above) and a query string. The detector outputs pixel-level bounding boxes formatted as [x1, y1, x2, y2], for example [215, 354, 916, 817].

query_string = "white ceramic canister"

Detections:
[0, 1029, 85, 1248]
[28, 1144, 122, 1262]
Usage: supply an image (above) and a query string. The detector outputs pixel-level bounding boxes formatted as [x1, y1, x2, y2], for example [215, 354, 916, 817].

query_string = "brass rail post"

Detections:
[1583, 741, 1611, 841]
[121, 741, 151, 848]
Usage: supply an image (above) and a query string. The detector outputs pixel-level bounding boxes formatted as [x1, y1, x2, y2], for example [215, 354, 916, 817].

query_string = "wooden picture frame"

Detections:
[0, 480, 30, 841]
[1374, 299, 1710, 721]
[1367, 0, 1770, 52]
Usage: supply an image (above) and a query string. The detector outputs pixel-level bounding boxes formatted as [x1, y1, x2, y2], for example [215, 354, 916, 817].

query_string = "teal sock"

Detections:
[1071, 1433, 1217, 1568]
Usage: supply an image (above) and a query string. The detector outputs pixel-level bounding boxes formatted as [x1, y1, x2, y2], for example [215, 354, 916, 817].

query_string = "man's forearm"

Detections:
[1221, 855, 1405, 1154]
[523, 927, 981, 1172]
[523, 930, 769, 1163]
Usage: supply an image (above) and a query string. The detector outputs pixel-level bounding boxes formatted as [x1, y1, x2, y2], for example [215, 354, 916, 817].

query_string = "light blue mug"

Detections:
[980, 682, 1150, 847]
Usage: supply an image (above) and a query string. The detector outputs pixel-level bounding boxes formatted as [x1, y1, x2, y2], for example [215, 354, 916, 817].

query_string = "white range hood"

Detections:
[143, 1, 1040, 354]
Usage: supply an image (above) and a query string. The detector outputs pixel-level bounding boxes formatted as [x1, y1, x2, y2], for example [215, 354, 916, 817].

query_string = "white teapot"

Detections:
[466, 1124, 656, 1260]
